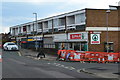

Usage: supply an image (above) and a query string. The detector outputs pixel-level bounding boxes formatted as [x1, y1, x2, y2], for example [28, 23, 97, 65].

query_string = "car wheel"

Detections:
[6, 47, 8, 51]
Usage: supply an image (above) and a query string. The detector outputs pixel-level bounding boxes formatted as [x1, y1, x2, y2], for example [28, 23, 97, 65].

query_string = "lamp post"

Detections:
[106, 10, 110, 53]
[33, 13, 38, 51]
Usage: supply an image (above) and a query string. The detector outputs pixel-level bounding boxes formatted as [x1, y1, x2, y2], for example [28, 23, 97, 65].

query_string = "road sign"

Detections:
[91, 34, 100, 44]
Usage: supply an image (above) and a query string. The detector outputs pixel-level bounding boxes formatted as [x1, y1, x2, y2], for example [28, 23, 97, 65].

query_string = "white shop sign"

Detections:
[91, 34, 100, 44]
[53, 32, 88, 42]
[53, 34, 67, 42]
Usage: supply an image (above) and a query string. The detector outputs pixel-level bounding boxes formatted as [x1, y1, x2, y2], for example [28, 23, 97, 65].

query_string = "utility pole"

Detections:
[106, 10, 110, 53]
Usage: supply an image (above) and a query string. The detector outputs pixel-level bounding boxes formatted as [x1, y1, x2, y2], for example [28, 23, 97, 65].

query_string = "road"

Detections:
[2, 49, 119, 80]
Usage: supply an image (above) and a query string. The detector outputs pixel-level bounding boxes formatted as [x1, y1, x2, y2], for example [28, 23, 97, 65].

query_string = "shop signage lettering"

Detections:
[70, 34, 82, 39]
[91, 34, 100, 44]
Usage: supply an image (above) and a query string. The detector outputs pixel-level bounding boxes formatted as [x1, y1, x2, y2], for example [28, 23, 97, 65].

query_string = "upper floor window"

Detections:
[27, 25, 31, 31]
[23, 26, 26, 32]
[38, 22, 42, 29]
[75, 13, 85, 24]
[59, 17, 65, 26]
[67, 15, 75, 25]
[43, 21, 48, 28]
[19, 27, 21, 33]
[53, 19, 59, 27]
[48, 20, 52, 29]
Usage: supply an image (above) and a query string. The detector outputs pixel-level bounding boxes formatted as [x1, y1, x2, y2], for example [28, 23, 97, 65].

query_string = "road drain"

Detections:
[88, 67, 108, 71]
[77, 69, 95, 75]
[113, 72, 120, 75]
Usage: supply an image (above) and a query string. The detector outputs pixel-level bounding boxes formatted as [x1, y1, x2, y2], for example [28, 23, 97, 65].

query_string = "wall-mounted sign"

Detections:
[70, 34, 82, 39]
[27, 38, 34, 41]
[68, 32, 88, 40]
[91, 34, 100, 44]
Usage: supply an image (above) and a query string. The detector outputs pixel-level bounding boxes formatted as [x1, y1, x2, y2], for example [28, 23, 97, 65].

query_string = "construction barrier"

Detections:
[57, 50, 120, 63]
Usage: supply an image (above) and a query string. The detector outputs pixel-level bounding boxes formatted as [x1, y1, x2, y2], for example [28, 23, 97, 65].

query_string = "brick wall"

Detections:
[88, 31, 119, 52]
[86, 9, 118, 27]
[86, 9, 119, 52]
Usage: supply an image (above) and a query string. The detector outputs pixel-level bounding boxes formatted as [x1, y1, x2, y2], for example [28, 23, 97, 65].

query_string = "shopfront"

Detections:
[20, 36, 43, 49]
[53, 32, 88, 51]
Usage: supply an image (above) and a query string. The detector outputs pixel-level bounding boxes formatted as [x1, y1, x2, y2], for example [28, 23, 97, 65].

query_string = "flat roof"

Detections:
[10, 8, 117, 28]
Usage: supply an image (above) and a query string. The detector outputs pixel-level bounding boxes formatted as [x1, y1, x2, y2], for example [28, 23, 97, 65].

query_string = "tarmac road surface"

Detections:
[2, 49, 119, 80]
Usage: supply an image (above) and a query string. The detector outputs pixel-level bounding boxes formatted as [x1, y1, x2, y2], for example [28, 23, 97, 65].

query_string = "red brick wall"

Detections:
[86, 9, 119, 52]
[86, 9, 118, 27]
[88, 31, 119, 52]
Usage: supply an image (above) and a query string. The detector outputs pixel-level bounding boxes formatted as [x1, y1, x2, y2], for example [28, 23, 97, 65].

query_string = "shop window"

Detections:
[74, 43, 80, 51]
[69, 43, 72, 48]
[104, 42, 114, 52]
[81, 42, 88, 51]
[68, 43, 73, 50]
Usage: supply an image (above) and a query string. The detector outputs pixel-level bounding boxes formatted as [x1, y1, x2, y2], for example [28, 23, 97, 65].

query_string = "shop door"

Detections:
[68, 43, 74, 50]
[81, 42, 88, 51]
[74, 43, 80, 51]
[104, 42, 114, 52]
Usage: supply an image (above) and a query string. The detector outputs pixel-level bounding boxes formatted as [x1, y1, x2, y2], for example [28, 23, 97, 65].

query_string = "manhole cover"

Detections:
[88, 68, 108, 71]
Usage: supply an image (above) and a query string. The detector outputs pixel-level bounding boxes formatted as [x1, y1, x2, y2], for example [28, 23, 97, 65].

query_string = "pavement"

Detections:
[19, 48, 57, 61]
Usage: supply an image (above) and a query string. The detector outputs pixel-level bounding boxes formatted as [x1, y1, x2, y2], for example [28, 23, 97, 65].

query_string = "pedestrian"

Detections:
[37, 50, 45, 59]
[65, 52, 71, 61]
[56, 51, 61, 61]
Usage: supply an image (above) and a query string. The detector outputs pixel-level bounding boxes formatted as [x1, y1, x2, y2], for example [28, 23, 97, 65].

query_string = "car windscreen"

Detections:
[7, 43, 16, 45]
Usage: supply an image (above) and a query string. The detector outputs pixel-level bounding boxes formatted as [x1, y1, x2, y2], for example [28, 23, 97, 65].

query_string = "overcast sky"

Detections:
[1, 0, 120, 33]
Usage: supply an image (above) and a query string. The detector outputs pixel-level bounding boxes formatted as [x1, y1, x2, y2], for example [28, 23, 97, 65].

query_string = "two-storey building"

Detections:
[10, 8, 120, 52]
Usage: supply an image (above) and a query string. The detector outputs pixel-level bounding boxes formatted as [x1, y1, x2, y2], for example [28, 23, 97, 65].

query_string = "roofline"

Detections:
[10, 8, 117, 28]
[109, 5, 120, 9]
[10, 8, 86, 28]
[39, 8, 86, 21]
[85, 8, 117, 10]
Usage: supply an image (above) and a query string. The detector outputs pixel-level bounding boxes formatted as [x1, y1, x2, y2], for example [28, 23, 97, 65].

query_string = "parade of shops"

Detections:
[10, 7, 120, 53]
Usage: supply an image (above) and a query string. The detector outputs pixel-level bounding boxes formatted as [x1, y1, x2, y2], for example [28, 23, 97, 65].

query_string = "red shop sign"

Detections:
[70, 34, 81, 39]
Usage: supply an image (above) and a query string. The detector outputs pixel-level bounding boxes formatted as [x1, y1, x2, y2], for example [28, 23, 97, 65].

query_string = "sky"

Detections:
[1, 0, 120, 33]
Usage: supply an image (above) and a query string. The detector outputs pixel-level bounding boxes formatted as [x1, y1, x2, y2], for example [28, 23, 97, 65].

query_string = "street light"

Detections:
[106, 10, 110, 53]
[33, 13, 38, 51]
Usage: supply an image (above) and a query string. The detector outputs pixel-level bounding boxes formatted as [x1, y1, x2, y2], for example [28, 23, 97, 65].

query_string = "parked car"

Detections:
[3, 42, 19, 51]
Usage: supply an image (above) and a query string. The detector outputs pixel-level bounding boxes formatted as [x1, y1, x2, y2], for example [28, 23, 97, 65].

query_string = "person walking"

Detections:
[37, 50, 45, 59]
